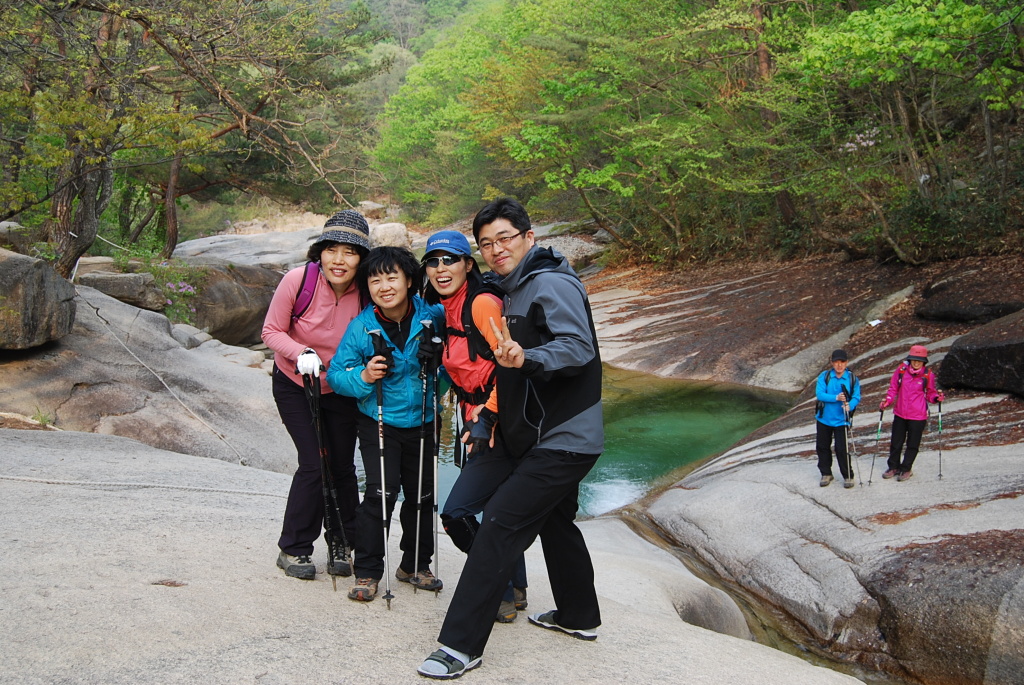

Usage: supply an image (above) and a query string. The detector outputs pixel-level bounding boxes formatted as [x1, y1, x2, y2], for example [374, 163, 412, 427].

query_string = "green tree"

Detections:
[0, 0, 382, 273]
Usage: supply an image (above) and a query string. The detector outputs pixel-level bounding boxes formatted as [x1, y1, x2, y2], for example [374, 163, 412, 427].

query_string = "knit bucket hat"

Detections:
[312, 210, 370, 252]
[906, 345, 929, 363]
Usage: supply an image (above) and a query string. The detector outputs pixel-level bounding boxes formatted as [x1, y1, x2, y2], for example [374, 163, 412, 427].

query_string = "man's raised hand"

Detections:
[489, 316, 524, 368]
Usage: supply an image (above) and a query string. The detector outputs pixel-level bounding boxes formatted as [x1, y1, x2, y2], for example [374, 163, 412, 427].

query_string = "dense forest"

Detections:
[2, 0, 1022, 276]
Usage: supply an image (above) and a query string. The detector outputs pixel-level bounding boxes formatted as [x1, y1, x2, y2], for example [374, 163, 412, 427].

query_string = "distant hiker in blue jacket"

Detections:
[327, 246, 446, 602]
[814, 349, 861, 489]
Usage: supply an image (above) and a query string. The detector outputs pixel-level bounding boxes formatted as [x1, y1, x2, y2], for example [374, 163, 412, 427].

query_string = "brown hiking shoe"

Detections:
[496, 599, 517, 623]
[396, 567, 443, 592]
[348, 577, 378, 602]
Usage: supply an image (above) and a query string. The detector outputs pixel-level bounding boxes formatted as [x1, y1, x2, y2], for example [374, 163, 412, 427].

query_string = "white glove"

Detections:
[296, 349, 323, 377]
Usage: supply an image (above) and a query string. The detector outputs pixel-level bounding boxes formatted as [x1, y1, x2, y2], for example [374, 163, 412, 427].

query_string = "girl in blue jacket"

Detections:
[814, 349, 861, 488]
[327, 246, 445, 602]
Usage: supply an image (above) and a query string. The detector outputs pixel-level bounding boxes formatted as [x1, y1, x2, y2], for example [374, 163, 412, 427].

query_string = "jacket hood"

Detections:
[499, 245, 570, 292]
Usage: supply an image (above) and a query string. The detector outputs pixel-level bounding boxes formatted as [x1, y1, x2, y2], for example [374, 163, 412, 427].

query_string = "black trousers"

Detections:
[816, 421, 853, 479]
[352, 414, 435, 580]
[888, 415, 927, 472]
[443, 442, 529, 594]
[273, 366, 359, 557]
[438, 447, 601, 657]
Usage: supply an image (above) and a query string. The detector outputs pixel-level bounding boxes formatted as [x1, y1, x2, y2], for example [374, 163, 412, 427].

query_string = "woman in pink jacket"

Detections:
[879, 344, 945, 482]
[261, 210, 369, 580]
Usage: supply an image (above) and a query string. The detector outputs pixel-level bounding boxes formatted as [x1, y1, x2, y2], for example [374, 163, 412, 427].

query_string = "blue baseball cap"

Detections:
[424, 230, 472, 257]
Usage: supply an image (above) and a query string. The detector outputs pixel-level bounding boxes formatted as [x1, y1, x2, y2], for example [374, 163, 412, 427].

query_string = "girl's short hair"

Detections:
[358, 246, 421, 304]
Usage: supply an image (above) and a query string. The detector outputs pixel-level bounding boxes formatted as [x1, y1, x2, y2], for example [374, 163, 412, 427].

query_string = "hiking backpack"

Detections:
[446, 272, 505, 363]
[814, 369, 859, 418]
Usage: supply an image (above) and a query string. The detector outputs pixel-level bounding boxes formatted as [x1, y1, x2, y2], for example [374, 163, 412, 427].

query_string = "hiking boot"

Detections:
[327, 547, 353, 577]
[417, 648, 482, 679]
[276, 551, 315, 580]
[844, 478, 855, 489]
[528, 610, 597, 641]
[397, 567, 443, 592]
[819, 475, 834, 487]
[348, 577, 378, 602]
[897, 470, 914, 482]
[882, 469, 899, 479]
[514, 586, 528, 611]
[495, 600, 517, 623]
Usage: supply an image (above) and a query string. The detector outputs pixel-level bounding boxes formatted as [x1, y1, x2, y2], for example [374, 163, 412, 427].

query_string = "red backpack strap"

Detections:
[291, 262, 320, 324]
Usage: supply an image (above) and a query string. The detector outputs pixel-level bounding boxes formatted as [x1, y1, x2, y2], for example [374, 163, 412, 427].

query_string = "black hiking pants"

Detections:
[816, 420, 853, 479]
[443, 441, 529, 598]
[438, 447, 601, 657]
[274, 366, 359, 557]
[352, 414, 435, 580]
[887, 415, 927, 473]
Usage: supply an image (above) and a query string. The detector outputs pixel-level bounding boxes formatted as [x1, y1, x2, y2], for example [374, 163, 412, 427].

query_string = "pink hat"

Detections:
[907, 345, 928, 362]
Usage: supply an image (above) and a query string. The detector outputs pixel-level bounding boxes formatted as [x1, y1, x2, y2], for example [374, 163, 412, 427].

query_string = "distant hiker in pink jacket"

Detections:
[879, 344, 945, 482]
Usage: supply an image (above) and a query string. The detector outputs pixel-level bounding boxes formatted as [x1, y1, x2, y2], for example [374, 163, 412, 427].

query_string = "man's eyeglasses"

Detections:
[477, 232, 523, 253]
[423, 254, 462, 268]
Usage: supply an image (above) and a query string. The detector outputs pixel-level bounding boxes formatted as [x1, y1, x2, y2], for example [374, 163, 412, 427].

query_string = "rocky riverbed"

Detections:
[584, 253, 1024, 685]
[2, 218, 1022, 684]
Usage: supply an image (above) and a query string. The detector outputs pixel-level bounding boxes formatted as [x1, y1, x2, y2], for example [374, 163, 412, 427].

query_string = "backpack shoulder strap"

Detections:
[460, 275, 505, 363]
[291, 262, 320, 324]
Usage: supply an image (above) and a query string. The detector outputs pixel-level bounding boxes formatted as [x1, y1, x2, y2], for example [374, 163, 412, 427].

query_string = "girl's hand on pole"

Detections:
[361, 354, 389, 383]
[489, 316, 524, 368]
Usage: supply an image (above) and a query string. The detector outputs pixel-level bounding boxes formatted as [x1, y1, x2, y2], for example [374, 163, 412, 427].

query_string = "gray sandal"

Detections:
[417, 649, 481, 679]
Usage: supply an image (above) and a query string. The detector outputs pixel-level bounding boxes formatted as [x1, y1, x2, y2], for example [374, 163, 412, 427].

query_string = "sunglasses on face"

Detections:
[423, 254, 462, 268]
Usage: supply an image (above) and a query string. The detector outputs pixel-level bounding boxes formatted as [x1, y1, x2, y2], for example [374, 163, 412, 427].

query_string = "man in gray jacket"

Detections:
[418, 198, 603, 679]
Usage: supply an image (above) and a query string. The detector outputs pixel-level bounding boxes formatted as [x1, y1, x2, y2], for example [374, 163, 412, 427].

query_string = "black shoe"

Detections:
[327, 547, 353, 577]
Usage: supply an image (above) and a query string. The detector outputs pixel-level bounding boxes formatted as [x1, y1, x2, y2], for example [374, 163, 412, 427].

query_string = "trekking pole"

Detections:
[869, 409, 883, 485]
[300, 372, 352, 591]
[412, 320, 433, 593]
[430, 333, 444, 596]
[841, 404, 859, 487]
[369, 330, 395, 609]
[937, 401, 943, 480]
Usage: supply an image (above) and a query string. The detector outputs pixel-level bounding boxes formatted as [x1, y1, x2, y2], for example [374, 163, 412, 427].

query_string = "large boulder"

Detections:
[0, 285, 293, 473]
[173, 228, 319, 271]
[916, 260, 1024, 323]
[371, 222, 410, 248]
[76, 271, 167, 311]
[358, 200, 386, 220]
[938, 309, 1024, 397]
[189, 263, 282, 345]
[0, 221, 46, 254]
[0, 248, 76, 349]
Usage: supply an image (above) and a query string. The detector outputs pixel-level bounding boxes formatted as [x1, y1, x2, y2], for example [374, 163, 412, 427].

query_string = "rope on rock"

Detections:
[75, 288, 249, 465]
[0, 474, 285, 498]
